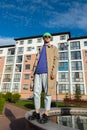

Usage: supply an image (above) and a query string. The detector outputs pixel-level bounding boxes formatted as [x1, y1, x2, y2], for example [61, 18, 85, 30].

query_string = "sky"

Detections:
[0, 0, 87, 45]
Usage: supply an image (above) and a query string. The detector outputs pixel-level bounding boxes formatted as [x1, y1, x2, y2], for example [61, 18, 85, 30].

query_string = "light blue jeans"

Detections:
[34, 73, 51, 111]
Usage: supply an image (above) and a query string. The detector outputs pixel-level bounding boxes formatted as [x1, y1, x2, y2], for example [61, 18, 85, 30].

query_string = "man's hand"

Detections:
[50, 73, 55, 80]
[31, 72, 34, 79]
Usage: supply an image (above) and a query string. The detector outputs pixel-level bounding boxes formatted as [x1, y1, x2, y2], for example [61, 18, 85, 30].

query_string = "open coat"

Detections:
[31, 43, 58, 95]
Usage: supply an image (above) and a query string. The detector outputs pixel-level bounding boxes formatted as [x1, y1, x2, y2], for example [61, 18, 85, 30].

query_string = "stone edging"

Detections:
[25, 107, 81, 130]
[49, 107, 87, 116]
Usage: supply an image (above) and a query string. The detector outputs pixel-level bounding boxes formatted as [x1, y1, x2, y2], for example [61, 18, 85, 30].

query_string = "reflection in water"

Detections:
[56, 115, 87, 130]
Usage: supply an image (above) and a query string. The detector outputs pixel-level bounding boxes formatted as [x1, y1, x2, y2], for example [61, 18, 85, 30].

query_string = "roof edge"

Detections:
[0, 44, 15, 48]
[14, 32, 71, 41]
[68, 36, 87, 40]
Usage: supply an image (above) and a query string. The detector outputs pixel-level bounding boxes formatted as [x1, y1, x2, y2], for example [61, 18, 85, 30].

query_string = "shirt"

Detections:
[35, 44, 48, 74]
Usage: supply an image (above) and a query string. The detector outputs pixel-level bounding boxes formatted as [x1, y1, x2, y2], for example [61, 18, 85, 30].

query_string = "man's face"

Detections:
[44, 36, 51, 44]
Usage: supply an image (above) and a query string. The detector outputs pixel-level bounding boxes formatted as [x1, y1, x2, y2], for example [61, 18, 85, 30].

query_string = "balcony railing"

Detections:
[3, 78, 11, 82]
[5, 69, 13, 73]
[14, 78, 20, 82]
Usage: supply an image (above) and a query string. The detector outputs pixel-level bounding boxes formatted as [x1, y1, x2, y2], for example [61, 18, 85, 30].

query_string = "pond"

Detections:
[50, 115, 87, 130]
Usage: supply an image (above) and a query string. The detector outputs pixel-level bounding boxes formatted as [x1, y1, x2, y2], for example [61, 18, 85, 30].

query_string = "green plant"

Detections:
[0, 94, 6, 114]
[5, 92, 12, 102]
[64, 93, 70, 101]
[74, 86, 82, 100]
[11, 93, 21, 103]
[4, 92, 20, 103]
[16, 99, 34, 110]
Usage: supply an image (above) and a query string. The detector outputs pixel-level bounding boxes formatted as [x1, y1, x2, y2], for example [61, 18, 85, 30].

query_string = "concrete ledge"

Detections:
[25, 107, 81, 130]
[49, 107, 87, 116]
[25, 119, 79, 130]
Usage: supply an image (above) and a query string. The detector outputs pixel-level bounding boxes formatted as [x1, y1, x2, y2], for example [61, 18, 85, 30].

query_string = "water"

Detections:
[53, 115, 87, 130]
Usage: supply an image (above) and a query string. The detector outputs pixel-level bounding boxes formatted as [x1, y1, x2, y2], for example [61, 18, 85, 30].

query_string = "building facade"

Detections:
[0, 32, 87, 100]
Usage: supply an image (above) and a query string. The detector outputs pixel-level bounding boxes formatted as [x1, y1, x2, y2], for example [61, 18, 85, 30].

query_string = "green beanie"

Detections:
[43, 32, 52, 38]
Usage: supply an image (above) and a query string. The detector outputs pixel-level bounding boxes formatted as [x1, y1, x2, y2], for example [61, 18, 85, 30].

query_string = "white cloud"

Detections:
[0, 0, 87, 35]
[0, 37, 15, 46]
[43, 1, 87, 30]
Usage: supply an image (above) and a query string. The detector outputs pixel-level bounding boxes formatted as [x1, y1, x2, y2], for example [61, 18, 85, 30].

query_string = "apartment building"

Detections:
[0, 32, 87, 100]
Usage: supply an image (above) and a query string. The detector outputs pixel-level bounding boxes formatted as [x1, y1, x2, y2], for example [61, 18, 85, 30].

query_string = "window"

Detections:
[71, 61, 82, 70]
[86, 62, 87, 66]
[27, 47, 34, 51]
[26, 55, 31, 61]
[16, 56, 23, 63]
[70, 41, 80, 50]
[85, 51, 87, 56]
[59, 72, 69, 82]
[14, 74, 21, 82]
[25, 64, 30, 69]
[15, 64, 22, 72]
[37, 38, 42, 43]
[72, 72, 83, 82]
[16, 42, 18, 44]
[59, 84, 69, 94]
[60, 35, 66, 40]
[73, 84, 84, 94]
[6, 56, 14, 64]
[59, 52, 68, 60]
[23, 84, 29, 90]
[0, 50, 3, 54]
[5, 65, 13, 73]
[1, 83, 11, 92]
[84, 41, 87, 46]
[20, 40, 24, 45]
[59, 62, 68, 71]
[17, 47, 24, 54]
[58, 43, 68, 50]
[58, 116, 72, 127]
[7, 48, 15, 55]
[24, 74, 30, 79]
[28, 39, 32, 44]
[3, 74, 12, 82]
[71, 51, 81, 60]
[12, 83, 19, 92]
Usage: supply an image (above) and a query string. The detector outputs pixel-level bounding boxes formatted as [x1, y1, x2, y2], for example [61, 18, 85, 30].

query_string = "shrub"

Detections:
[74, 86, 82, 100]
[5, 92, 12, 102]
[64, 93, 70, 101]
[4, 92, 20, 103]
[0, 94, 6, 114]
[11, 93, 21, 103]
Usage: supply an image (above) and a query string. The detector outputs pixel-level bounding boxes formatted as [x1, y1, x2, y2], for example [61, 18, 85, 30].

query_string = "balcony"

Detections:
[5, 69, 13, 73]
[3, 78, 11, 82]
[14, 78, 20, 82]
[7, 48, 15, 55]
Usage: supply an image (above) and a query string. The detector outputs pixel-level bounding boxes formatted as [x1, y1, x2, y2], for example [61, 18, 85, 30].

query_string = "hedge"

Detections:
[0, 94, 6, 114]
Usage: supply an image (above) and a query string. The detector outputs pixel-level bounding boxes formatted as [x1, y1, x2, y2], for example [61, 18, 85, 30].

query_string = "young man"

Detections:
[29, 32, 58, 123]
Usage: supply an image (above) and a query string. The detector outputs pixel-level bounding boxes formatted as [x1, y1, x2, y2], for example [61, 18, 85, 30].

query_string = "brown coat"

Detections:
[31, 43, 58, 95]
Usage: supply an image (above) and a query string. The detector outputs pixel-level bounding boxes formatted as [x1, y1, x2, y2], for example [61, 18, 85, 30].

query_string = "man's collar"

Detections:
[44, 43, 51, 47]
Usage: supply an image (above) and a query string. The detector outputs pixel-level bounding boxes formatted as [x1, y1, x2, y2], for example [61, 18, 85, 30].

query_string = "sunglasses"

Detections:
[44, 36, 51, 38]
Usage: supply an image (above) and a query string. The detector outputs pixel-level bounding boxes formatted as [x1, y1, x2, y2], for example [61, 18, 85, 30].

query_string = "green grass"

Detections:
[51, 101, 87, 108]
[15, 99, 35, 110]
[57, 102, 65, 107]
[11, 100, 85, 110]
[15, 99, 65, 110]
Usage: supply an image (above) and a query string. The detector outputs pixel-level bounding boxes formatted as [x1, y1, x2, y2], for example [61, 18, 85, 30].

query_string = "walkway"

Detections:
[0, 103, 28, 130]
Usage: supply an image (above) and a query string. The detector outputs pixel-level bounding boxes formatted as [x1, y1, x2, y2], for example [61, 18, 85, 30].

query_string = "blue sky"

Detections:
[0, 0, 87, 45]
